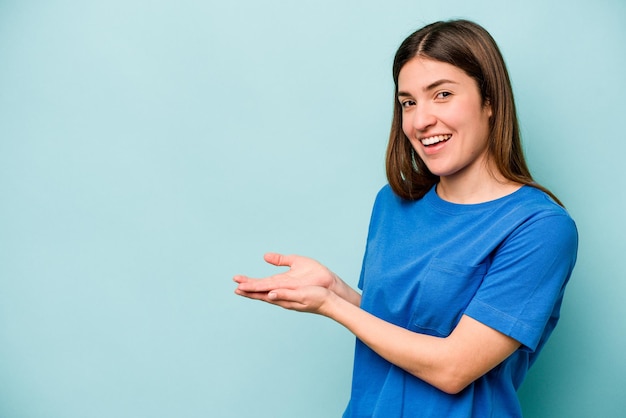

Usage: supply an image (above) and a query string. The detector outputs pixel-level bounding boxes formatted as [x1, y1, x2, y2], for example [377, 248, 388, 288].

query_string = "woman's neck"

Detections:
[436, 162, 522, 204]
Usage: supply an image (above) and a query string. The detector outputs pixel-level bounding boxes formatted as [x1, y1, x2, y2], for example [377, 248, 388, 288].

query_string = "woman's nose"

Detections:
[412, 104, 436, 131]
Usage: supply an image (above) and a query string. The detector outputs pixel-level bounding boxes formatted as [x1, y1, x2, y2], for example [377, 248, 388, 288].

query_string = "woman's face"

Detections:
[398, 57, 492, 182]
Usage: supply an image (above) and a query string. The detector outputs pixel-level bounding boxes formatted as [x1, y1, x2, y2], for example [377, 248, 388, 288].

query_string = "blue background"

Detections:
[1, 1, 624, 417]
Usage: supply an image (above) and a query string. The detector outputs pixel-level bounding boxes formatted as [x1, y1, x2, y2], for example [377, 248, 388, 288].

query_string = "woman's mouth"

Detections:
[420, 134, 452, 146]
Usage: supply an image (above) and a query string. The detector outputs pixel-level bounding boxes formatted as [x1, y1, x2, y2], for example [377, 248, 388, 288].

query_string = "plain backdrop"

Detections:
[1, 0, 624, 417]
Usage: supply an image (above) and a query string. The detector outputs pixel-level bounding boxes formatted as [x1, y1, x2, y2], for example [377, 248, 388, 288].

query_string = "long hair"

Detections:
[385, 19, 563, 206]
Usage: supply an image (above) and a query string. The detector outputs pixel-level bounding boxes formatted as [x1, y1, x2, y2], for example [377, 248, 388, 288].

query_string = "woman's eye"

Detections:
[401, 100, 416, 108]
[436, 91, 451, 99]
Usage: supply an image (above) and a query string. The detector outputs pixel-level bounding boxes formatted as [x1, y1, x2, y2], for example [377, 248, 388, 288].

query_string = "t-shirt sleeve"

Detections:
[358, 185, 390, 291]
[464, 212, 578, 352]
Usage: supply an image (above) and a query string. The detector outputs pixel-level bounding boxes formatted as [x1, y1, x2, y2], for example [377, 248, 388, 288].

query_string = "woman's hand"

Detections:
[233, 253, 359, 313]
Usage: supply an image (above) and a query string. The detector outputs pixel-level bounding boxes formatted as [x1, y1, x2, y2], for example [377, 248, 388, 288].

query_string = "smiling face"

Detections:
[398, 57, 493, 183]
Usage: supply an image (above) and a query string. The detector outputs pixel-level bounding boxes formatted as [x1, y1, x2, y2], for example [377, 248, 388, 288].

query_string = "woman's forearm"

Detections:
[321, 292, 520, 394]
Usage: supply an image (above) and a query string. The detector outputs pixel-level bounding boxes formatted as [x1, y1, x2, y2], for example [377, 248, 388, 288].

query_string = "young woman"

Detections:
[234, 19, 578, 417]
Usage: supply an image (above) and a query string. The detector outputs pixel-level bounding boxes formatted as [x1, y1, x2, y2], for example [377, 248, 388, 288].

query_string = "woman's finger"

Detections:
[264, 252, 295, 268]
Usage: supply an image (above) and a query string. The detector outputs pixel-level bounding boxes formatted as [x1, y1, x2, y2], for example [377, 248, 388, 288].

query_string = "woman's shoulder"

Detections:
[374, 183, 435, 203]
[513, 186, 573, 219]
[502, 187, 578, 248]
[373, 183, 398, 205]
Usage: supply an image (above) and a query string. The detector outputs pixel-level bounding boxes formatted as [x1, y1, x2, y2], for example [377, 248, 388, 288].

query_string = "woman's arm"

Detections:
[323, 293, 520, 394]
[266, 285, 520, 394]
[235, 253, 519, 394]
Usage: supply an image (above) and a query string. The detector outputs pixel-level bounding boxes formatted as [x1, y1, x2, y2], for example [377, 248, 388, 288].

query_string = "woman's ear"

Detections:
[484, 98, 493, 117]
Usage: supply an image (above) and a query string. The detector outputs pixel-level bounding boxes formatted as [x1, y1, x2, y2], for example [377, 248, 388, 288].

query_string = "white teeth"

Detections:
[421, 134, 451, 146]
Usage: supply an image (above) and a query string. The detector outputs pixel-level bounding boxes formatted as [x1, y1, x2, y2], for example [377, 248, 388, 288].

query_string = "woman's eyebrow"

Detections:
[424, 79, 458, 91]
[397, 79, 459, 98]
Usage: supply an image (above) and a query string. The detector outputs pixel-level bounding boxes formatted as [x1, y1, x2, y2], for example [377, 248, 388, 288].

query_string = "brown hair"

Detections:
[385, 19, 563, 206]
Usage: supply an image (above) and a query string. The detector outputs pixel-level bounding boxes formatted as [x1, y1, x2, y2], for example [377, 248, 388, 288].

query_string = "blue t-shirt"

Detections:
[343, 184, 578, 418]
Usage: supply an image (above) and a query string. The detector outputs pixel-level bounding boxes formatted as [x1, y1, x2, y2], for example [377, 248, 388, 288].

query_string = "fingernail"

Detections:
[268, 292, 277, 300]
